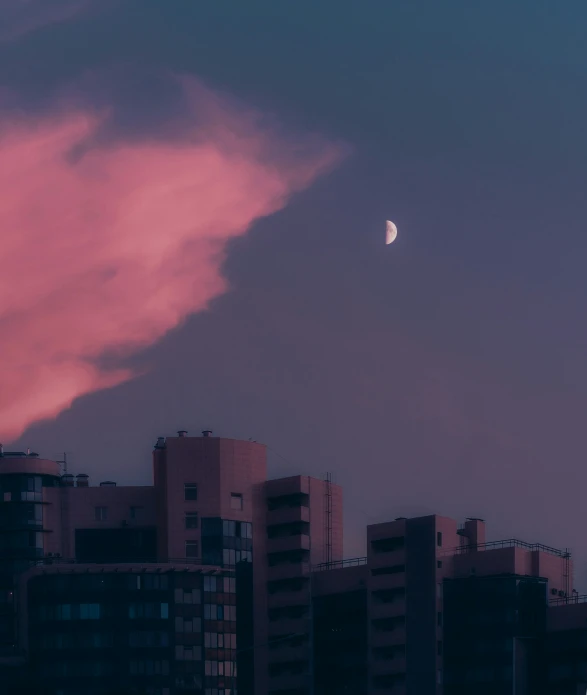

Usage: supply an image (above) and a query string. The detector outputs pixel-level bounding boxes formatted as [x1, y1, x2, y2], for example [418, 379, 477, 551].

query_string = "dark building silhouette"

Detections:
[312, 563, 369, 695]
[443, 574, 548, 694]
[0, 434, 343, 695]
[3, 434, 587, 693]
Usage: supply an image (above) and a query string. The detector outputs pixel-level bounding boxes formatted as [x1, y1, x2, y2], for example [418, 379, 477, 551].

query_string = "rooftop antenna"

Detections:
[323, 472, 333, 566]
[55, 452, 69, 474]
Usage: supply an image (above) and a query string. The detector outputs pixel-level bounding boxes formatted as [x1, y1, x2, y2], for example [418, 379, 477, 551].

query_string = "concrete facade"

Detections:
[0, 434, 342, 695]
[1, 440, 584, 694]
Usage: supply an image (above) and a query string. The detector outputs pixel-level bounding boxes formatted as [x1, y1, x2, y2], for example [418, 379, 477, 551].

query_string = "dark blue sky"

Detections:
[4, 1, 587, 575]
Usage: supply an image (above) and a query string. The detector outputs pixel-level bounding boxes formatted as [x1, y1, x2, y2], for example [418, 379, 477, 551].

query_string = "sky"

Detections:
[2, 0, 587, 579]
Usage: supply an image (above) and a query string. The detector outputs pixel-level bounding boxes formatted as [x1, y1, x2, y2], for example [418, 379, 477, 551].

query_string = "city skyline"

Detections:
[3, 0, 587, 601]
[0, 431, 584, 693]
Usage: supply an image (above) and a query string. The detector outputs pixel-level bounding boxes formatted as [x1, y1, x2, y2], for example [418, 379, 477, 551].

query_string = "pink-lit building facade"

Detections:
[1, 432, 587, 694]
[0, 431, 343, 695]
[363, 514, 574, 694]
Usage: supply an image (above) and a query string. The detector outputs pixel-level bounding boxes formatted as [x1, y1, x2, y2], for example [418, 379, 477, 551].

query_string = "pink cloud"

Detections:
[0, 0, 92, 43]
[0, 80, 344, 440]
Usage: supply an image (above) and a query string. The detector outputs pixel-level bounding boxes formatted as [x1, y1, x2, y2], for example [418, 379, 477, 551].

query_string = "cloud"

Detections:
[0, 78, 344, 440]
[0, 0, 93, 43]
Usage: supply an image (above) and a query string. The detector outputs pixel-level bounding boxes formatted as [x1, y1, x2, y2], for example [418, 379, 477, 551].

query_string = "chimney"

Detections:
[61, 474, 74, 487]
[76, 474, 89, 488]
[202, 430, 213, 437]
[177, 430, 188, 437]
[154, 437, 166, 449]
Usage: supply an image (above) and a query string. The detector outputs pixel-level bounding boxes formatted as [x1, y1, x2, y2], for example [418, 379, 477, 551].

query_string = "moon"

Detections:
[386, 220, 397, 245]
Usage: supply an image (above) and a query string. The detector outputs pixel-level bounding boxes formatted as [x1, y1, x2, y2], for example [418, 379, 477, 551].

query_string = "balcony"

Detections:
[267, 506, 310, 526]
[368, 549, 407, 569]
[371, 656, 407, 676]
[268, 617, 310, 638]
[267, 534, 310, 555]
[267, 590, 310, 609]
[268, 643, 310, 664]
[267, 562, 311, 581]
[268, 672, 309, 692]
[369, 573, 406, 592]
[370, 627, 407, 648]
[370, 598, 407, 620]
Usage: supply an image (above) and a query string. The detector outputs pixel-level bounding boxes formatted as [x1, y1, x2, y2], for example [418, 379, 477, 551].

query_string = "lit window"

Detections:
[185, 512, 198, 529]
[230, 493, 243, 511]
[186, 541, 199, 559]
[184, 484, 198, 501]
[95, 507, 108, 521]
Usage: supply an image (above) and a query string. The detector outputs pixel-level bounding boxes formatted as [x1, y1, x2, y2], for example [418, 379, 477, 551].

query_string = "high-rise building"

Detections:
[3, 433, 586, 694]
[264, 475, 343, 695]
[314, 514, 574, 695]
[0, 432, 342, 695]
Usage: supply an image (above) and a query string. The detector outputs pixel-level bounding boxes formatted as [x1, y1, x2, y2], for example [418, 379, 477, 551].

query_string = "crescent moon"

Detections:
[386, 220, 398, 245]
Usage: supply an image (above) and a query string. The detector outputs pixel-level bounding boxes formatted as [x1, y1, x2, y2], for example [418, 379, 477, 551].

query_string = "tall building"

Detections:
[312, 561, 369, 695]
[3, 432, 586, 694]
[264, 475, 343, 695]
[0, 432, 342, 695]
[313, 514, 574, 695]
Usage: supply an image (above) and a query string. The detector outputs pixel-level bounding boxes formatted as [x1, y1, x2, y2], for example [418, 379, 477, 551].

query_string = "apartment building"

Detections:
[0, 432, 341, 695]
[2, 433, 586, 694]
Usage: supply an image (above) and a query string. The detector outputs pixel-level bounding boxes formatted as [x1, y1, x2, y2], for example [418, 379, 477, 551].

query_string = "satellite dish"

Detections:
[386, 220, 398, 245]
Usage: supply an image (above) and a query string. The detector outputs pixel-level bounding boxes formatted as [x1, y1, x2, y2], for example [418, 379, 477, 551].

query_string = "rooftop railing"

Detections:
[550, 593, 585, 606]
[312, 557, 367, 572]
[446, 538, 569, 558]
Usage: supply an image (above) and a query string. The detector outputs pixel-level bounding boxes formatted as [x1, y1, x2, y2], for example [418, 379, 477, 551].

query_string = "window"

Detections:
[437, 560, 442, 569]
[230, 493, 243, 511]
[57, 604, 71, 620]
[185, 512, 198, 529]
[185, 540, 199, 558]
[175, 616, 201, 633]
[437, 531, 442, 547]
[371, 564, 405, 576]
[27, 504, 43, 524]
[223, 577, 236, 594]
[79, 603, 101, 620]
[130, 506, 142, 520]
[437, 612, 442, 627]
[205, 661, 236, 677]
[175, 645, 202, 661]
[95, 507, 108, 521]
[174, 588, 201, 605]
[371, 536, 405, 553]
[205, 632, 237, 649]
[437, 641, 443, 656]
[204, 604, 218, 620]
[184, 484, 198, 501]
[129, 603, 168, 619]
